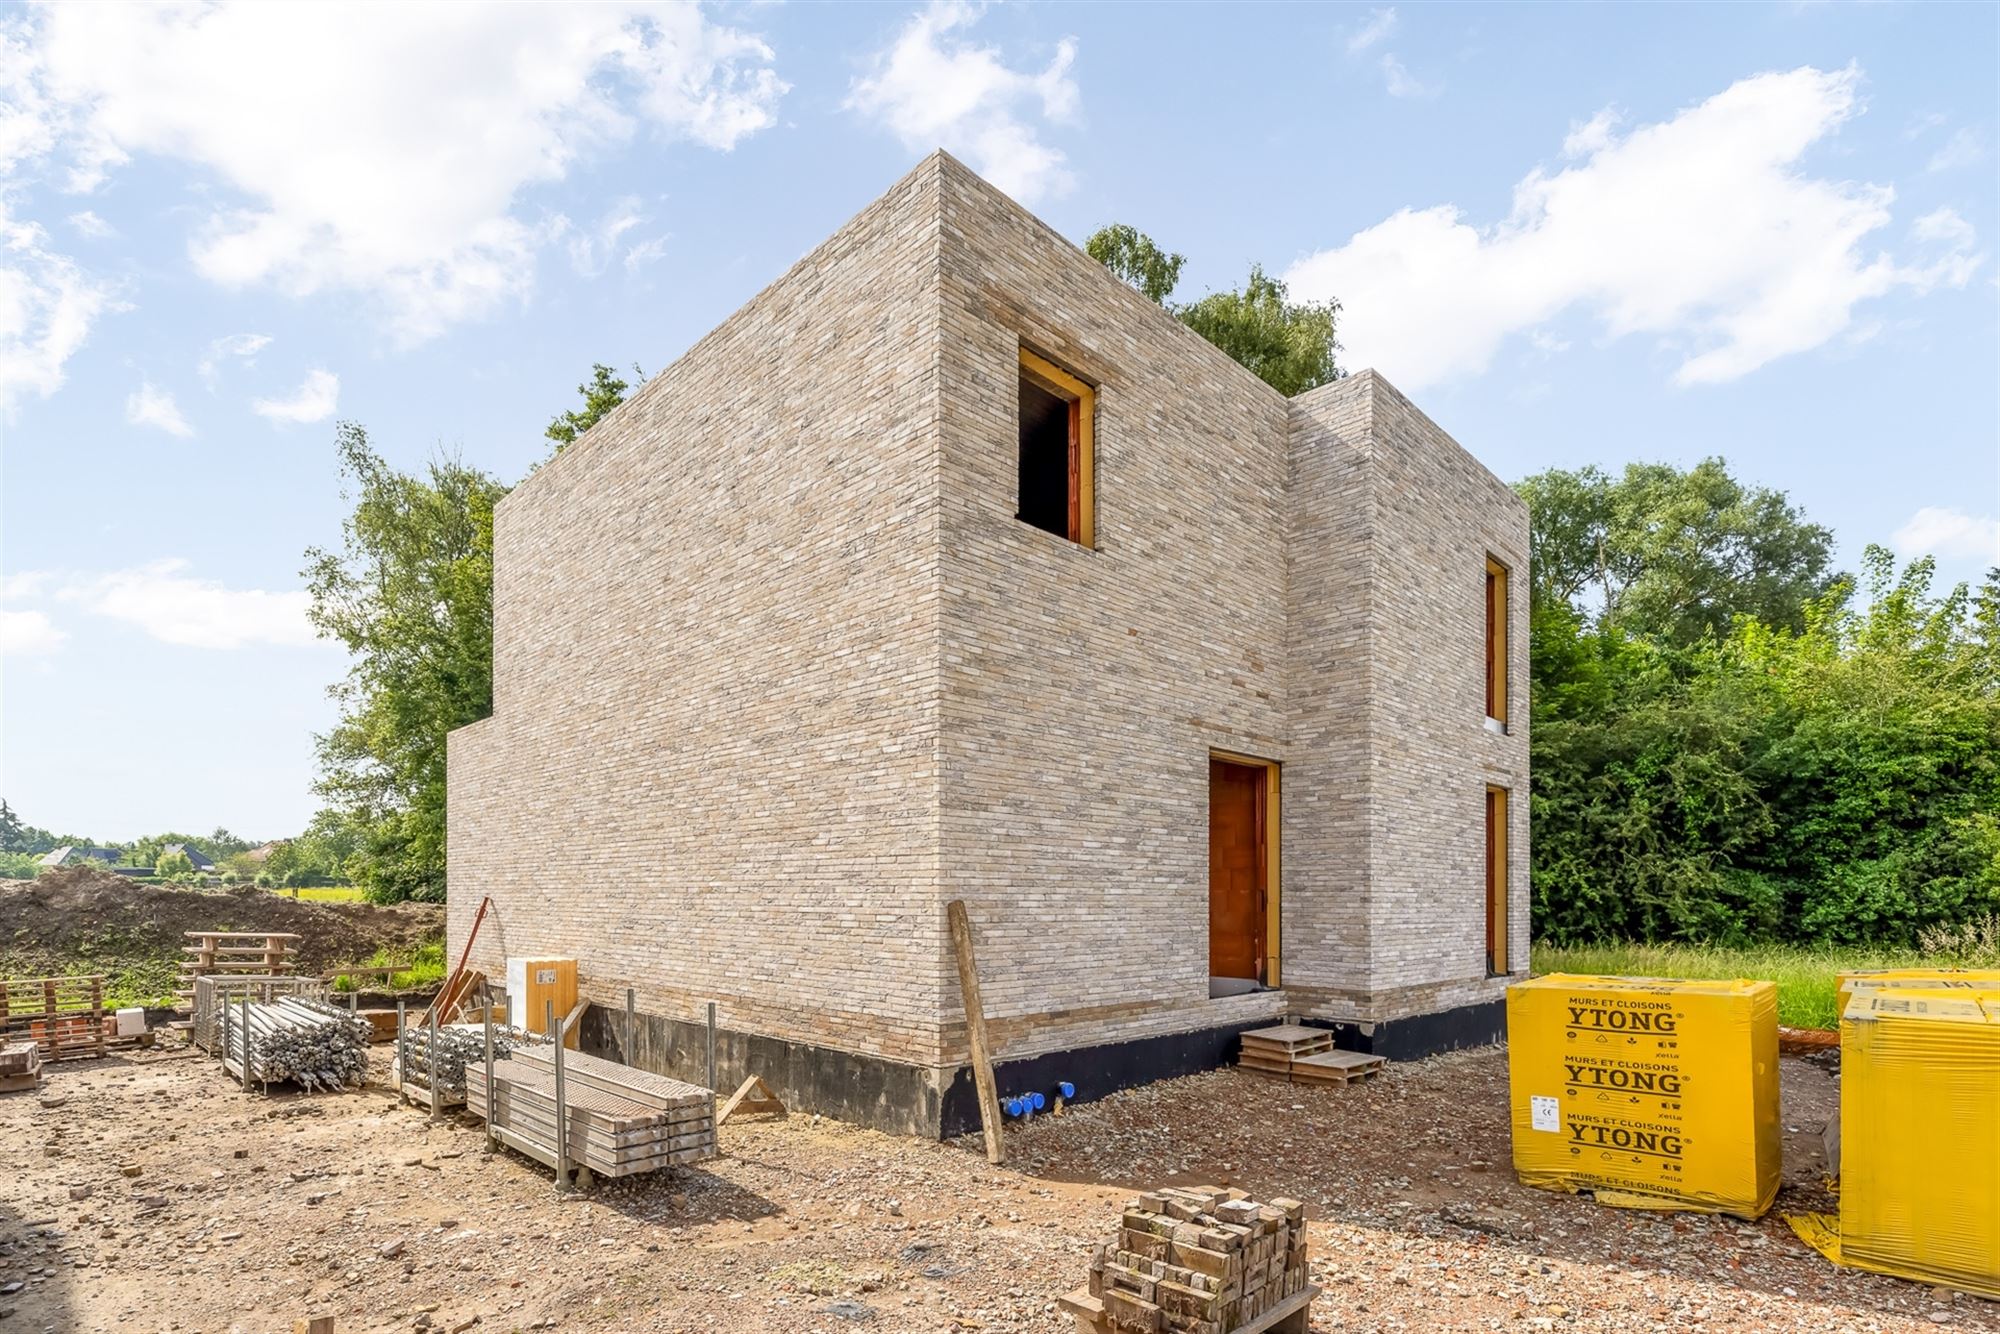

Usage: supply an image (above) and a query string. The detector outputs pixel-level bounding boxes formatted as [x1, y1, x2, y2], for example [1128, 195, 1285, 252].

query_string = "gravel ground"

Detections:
[0, 1042, 1989, 1333]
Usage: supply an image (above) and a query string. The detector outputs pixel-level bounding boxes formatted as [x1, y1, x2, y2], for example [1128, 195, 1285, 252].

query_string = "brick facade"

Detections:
[447, 153, 1529, 1132]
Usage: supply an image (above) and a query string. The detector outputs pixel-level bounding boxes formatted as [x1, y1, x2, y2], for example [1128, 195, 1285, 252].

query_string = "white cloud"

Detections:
[1286, 66, 1986, 391]
[251, 368, 338, 425]
[1346, 8, 1398, 54]
[1379, 54, 1439, 100]
[125, 378, 193, 437]
[65, 209, 112, 238]
[624, 234, 671, 274]
[1927, 126, 1984, 173]
[560, 197, 647, 278]
[197, 331, 272, 387]
[56, 558, 317, 649]
[0, 607, 65, 657]
[1892, 507, 2000, 565]
[848, 1, 1079, 205]
[0, 201, 114, 419]
[5, 3, 786, 344]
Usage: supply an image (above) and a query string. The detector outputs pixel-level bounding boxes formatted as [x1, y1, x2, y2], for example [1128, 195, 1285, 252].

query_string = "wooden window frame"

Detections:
[1486, 784, 1509, 977]
[1018, 348, 1095, 549]
[1485, 556, 1509, 727]
[1211, 749, 1281, 988]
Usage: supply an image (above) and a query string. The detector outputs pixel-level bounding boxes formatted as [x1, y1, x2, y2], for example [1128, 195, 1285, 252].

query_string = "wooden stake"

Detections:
[946, 899, 1005, 1166]
[294, 1318, 336, 1334]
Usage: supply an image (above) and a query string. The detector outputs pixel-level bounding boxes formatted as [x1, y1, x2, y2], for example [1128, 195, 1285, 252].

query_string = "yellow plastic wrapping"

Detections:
[1837, 988, 2000, 1298]
[1507, 974, 1780, 1219]
[1835, 969, 2000, 1012]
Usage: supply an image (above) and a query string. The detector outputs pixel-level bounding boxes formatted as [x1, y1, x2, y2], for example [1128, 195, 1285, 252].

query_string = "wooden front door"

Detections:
[1209, 759, 1266, 980]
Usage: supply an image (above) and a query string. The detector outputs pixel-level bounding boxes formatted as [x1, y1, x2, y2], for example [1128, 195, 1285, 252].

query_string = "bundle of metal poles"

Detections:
[218, 994, 372, 1092]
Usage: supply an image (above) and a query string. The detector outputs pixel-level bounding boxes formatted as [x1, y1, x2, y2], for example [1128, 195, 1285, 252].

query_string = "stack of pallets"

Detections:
[177, 932, 301, 1011]
[467, 1045, 716, 1180]
[1237, 1024, 1384, 1087]
[1061, 1186, 1318, 1334]
[0, 976, 136, 1061]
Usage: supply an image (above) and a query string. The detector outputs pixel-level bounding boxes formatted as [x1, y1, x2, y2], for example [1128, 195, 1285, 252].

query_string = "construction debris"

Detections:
[218, 995, 373, 1092]
[1063, 1186, 1316, 1333]
[469, 1044, 716, 1180]
[1235, 1024, 1383, 1086]
[0, 1038, 41, 1093]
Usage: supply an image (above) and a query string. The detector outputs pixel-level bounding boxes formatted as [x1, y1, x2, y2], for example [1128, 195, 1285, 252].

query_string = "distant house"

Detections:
[160, 843, 215, 871]
[242, 841, 285, 866]
[39, 846, 119, 868]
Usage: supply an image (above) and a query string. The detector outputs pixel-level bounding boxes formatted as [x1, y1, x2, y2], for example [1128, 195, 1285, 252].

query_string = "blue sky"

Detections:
[1, 1, 1994, 842]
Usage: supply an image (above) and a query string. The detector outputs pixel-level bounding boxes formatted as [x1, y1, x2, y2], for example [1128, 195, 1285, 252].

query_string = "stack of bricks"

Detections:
[1087, 1186, 1307, 1333]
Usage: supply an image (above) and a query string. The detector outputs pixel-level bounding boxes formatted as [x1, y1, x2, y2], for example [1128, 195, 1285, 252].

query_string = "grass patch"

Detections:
[330, 939, 446, 993]
[266, 886, 367, 902]
[1527, 940, 1952, 1030]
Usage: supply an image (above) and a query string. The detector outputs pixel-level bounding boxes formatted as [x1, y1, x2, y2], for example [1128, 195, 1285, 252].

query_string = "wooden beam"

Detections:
[717, 1074, 785, 1125]
[947, 899, 1005, 1166]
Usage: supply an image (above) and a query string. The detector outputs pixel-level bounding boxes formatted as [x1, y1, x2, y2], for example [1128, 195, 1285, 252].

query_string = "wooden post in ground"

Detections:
[624, 988, 636, 1063]
[946, 899, 1005, 1166]
[294, 1318, 335, 1334]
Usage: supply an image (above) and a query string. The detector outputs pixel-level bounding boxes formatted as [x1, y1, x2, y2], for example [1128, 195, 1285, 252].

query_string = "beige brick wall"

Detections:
[448, 152, 1531, 1097]
[448, 157, 953, 1066]
[1286, 373, 1531, 1025]
[930, 156, 1296, 1064]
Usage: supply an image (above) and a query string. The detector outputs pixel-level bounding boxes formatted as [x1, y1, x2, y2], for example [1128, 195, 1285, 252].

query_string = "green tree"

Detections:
[303, 423, 509, 902]
[545, 363, 636, 452]
[1175, 265, 1343, 397]
[155, 850, 195, 879]
[1516, 459, 1840, 647]
[1083, 226, 1343, 397]
[0, 800, 23, 853]
[1084, 223, 1185, 305]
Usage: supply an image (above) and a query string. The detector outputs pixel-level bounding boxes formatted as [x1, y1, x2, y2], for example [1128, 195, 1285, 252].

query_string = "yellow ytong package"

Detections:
[1836, 968, 2000, 1012]
[1836, 987, 2000, 1298]
[1507, 974, 1780, 1219]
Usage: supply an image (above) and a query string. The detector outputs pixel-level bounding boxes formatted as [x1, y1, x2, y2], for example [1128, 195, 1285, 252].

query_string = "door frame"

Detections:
[1210, 749, 1282, 988]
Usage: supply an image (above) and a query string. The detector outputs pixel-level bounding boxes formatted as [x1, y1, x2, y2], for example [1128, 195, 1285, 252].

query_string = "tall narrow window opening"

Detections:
[1017, 348, 1094, 547]
[1485, 557, 1509, 725]
[1486, 785, 1509, 976]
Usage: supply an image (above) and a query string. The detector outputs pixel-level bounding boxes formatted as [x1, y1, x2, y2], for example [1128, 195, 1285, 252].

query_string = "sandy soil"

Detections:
[0, 1043, 1989, 1334]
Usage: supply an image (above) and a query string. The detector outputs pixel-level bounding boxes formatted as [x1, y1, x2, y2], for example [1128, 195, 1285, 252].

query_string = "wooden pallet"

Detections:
[177, 932, 301, 1010]
[1060, 1283, 1319, 1334]
[1239, 1024, 1334, 1062]
[1, 976, 108, 1061]
[1289, 1050, 1385, 1085]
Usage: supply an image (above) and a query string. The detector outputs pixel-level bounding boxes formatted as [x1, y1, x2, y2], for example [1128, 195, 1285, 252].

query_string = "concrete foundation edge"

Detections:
[580, 996, 1506, 1141]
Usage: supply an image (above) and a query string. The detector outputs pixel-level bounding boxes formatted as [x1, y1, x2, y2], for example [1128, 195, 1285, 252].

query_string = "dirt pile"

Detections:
[0, 865, 443, 1003]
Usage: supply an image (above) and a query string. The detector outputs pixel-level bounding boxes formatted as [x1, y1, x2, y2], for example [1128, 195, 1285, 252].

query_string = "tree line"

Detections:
[281, 224, 1999, 949]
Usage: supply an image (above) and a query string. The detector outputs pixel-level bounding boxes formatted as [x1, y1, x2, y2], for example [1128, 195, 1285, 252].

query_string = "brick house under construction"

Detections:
[446, 152, 1529, 1137]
